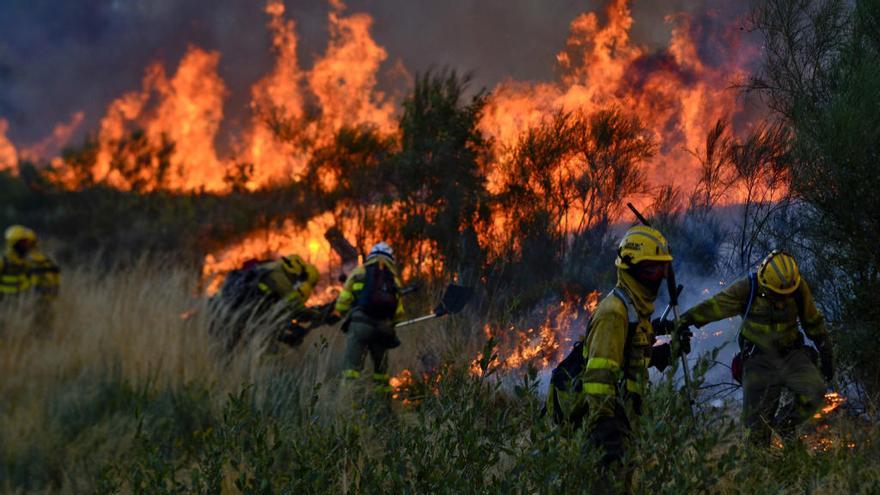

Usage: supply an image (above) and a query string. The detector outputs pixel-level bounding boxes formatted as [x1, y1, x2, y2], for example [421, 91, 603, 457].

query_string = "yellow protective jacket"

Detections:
[582, 270, 659, 418]
[255, 260, 316, 315]
[335, 255, 405, 322]
[28, 250, 60, 300]
[681, 276, 828, 352]
[0, 250, 32, 295]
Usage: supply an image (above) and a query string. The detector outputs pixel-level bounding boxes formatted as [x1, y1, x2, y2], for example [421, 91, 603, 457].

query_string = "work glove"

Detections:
[325, 311, 342, 325]
[649, 343, 671, 372]
[651, 317, 675, 336]
[673, 321, 693, 355]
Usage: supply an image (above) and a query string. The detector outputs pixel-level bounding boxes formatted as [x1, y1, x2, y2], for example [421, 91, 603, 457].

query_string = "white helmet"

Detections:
[367, 241, 394, 261]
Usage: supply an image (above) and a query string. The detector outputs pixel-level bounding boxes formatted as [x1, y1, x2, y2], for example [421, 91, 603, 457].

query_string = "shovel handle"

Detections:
[394, 313, 439, 329]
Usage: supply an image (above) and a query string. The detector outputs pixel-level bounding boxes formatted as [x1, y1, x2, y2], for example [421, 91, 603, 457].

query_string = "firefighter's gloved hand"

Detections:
[674, 322, 693, 355]
[325, 311, 342, 325]
[649, 343, 671, 372]
[651, 317, 675, 335]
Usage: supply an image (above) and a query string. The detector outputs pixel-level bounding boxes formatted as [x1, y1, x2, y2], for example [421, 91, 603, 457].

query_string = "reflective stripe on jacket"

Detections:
[583, 270, 658, 418]
[0, 255, 31, 294]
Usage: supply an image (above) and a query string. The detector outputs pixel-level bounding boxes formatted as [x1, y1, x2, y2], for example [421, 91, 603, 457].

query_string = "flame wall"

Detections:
[2, 0, 765, 295]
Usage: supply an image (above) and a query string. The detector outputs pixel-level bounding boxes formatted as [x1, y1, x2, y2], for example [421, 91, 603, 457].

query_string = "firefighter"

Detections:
[335, 242, 405, 395]
[0, 225, 36, 297]
[253, 254, 321, 346]
[678, 250, 833, 446]
[581, 226, 689, 470]
[215, 253, 320, 348]
[254, 254, 320, 318]
[0, 225, 60, 332]
[1, 225, 59, 300]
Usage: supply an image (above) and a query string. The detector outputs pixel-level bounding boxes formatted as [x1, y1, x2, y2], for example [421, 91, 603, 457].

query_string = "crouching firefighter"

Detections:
[215, 254, 320, 348]
[546, 226, 690, 472]
[678, 250, 833, 447]
[335, 242, 405, 396]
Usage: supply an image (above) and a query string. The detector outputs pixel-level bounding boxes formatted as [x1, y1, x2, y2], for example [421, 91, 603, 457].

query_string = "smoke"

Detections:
[0, 0, 753, 151]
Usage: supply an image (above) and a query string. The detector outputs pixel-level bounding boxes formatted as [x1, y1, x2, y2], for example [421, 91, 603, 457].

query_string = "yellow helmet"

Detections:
[281, 254, 305, 277]
[757, 250, 800, 295]
[5, 225, 37, 250]
[615, 225, 673, 268]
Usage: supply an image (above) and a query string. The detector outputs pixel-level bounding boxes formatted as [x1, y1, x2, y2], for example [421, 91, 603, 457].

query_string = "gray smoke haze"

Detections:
[0, 0, 751, 149]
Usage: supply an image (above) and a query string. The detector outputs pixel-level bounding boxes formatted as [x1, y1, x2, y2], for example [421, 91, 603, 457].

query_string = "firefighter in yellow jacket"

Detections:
[214, 253, 319, 348]
[581, 225, 689, 467]
[1, 225, 60, 301]
[255, 254, 320, 317]
[335, 242, 405, 394]
[678, 251, 832, 446]
[255, 254, 320, 345]
[0, 225, 60, 332]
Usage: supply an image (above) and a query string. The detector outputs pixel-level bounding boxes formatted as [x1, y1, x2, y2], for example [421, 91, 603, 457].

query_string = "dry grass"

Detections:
[0, 259, 483, 492]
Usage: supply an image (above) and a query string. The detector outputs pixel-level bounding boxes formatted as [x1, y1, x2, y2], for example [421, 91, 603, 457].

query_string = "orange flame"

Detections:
[0, 118, 16, 173]
[389, 368, 414, 403]
[79, 45, 229, 192]
[6, 1, 768, 295]
[814, 391, 846, 420]
[19, 112, 85, 163]
[473, 291, 600, 375]
[201, 212, 341, 301]
[307, 1, 396, 137]
[243, 0, 309, 187]
[479, 1, 753, 198]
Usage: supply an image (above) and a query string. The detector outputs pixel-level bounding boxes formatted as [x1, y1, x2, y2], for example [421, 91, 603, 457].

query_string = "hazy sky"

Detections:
[0, 0, 751, 145]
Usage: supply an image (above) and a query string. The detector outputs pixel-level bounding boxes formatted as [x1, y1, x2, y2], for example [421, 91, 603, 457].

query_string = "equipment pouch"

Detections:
[731, 352, 743, 384]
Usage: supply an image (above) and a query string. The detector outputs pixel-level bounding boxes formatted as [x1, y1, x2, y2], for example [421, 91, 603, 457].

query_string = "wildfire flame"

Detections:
[480, 0, 757, 197]
[10, 0, 759, 195]
[814, 391, 846, 420]
[201, 212, 342, 302]
[4, 1, 766, 301]
[389, 368, 414, 404]
[472, 291, 600, 375]
[0, 118, 16, 173]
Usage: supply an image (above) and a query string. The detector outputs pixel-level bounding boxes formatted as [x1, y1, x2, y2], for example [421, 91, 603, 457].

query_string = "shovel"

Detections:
[395, 283, 474, 329]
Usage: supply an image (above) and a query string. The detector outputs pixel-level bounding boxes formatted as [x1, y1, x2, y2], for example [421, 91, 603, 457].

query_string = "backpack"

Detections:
[218, 259, 268, 311]
[546, 288, 638, 426]
[356, 261, 399, 319]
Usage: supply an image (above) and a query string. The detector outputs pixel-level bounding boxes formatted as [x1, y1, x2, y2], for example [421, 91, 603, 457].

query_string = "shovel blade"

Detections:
[438, 284, 474, 315]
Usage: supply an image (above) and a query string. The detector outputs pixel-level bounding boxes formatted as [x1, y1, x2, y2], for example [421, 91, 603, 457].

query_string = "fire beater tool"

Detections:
[627, 202, 696, 417]
[395, 283, 474, 329]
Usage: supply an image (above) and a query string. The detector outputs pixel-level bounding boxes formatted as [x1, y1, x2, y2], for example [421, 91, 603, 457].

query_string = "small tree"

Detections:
[389, 69, 492, 284]
[496, 109, 653, 290]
